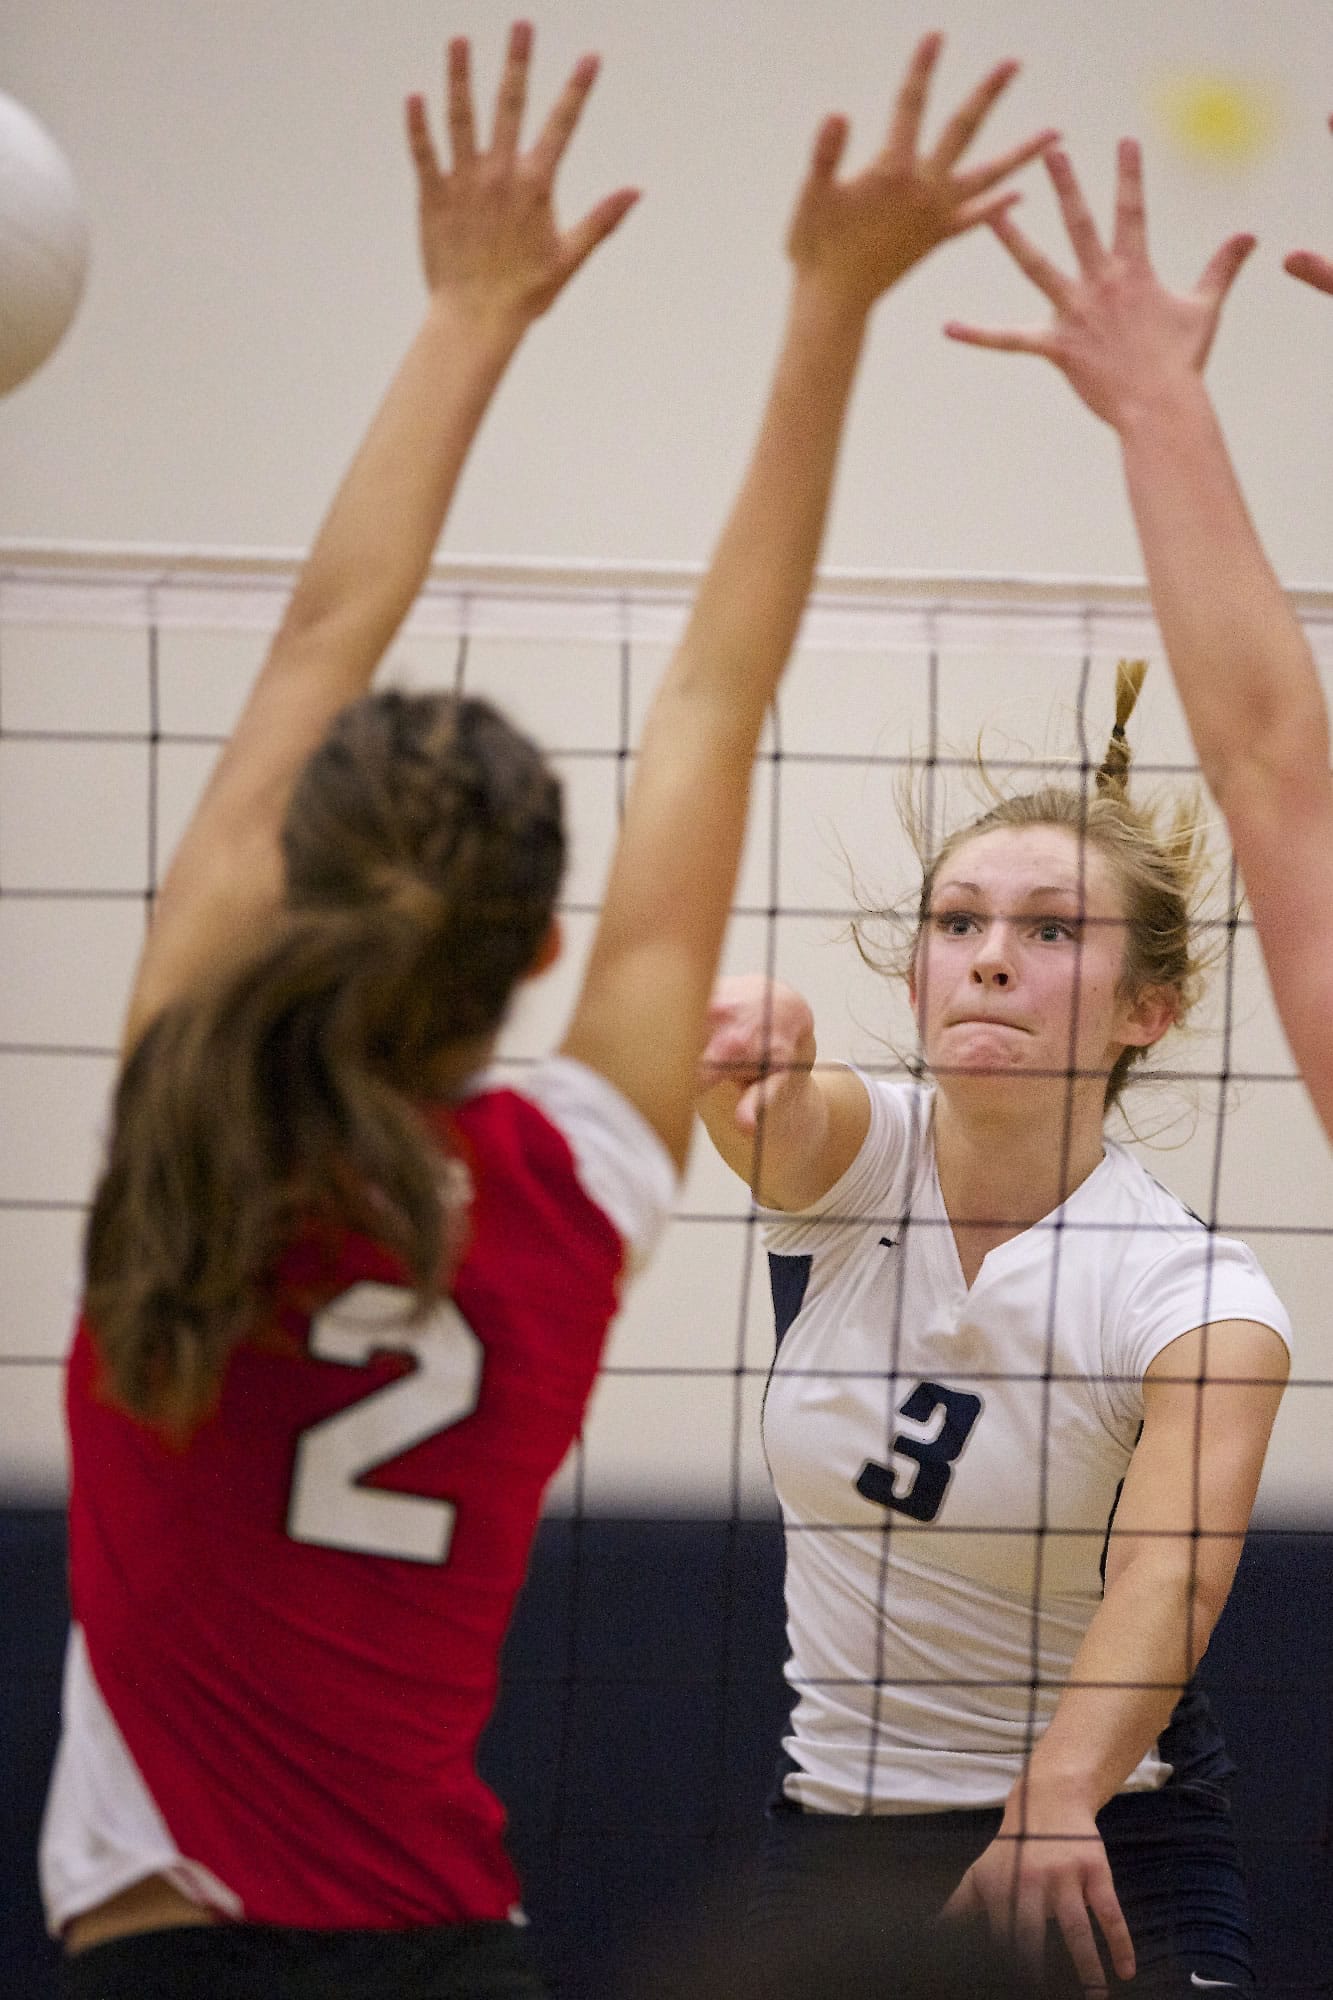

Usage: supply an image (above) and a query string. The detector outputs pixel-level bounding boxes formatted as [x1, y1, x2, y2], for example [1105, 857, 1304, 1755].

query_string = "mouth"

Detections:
[947, 1016, 1029, 1033]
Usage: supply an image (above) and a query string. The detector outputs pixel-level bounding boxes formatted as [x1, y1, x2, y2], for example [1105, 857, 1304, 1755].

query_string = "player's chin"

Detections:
[932, 1024, 1032, 1073]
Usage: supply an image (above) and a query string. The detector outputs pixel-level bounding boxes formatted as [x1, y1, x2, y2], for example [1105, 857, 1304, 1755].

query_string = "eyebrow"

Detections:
[934, 881, 1084, 902]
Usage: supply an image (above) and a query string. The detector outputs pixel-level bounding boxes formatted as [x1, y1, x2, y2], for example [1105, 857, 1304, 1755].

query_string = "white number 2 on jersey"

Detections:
[287, 1282, 483, 1565]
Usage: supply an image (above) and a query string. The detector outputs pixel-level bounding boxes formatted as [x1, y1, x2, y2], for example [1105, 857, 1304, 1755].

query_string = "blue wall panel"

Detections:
[2, 1514, 1329, 1996]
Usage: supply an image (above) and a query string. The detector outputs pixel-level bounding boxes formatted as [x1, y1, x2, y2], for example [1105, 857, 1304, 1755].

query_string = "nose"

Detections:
[970, 920, 1012, 988]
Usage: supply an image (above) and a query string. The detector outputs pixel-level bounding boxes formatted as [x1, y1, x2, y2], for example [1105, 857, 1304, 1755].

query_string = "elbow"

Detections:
[1208, 749, 1332, 861]
[1204, 692, 1331, 811]
[1166, 1536, 1240, 1639]
[1161, 1567, 1225, 1680]
[272, 590, 358, 663]
[1183, 1574, 1230, 1668]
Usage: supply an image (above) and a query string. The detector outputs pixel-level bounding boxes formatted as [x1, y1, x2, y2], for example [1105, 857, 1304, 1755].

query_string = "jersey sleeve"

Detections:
[759, 1073, 923, 1253]
[521, 1056, 678, 1271]
[1113, 1232, 1293, 1387]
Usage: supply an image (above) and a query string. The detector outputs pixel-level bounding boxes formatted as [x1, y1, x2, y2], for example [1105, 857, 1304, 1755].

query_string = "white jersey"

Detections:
[760, 1077, 1290, 1816]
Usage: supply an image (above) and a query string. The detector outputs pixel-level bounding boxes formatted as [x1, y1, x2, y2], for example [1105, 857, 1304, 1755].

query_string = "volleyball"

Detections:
[0, 91, 90, 396]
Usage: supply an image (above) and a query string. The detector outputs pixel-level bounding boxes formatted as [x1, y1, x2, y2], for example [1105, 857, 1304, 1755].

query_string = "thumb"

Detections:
[1284, 248, 1333, 297]
[1196, 231, 1257, 305]
[559, 186, 641, 283]
[941, 1867, 983, 1922]
[734, 1076, 767, 1136]
[735, 1067, 799, 1136]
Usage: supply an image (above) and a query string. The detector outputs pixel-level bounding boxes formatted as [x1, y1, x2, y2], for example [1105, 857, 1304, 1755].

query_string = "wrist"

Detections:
[785, 268, 875, 345]
[1002, 1762, 1104, 1831]
[1111, 369, 1216, 446]
[422, 286, 533, 352]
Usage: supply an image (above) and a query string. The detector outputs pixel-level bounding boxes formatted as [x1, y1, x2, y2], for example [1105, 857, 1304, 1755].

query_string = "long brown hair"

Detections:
[85, 691, 564, 1428]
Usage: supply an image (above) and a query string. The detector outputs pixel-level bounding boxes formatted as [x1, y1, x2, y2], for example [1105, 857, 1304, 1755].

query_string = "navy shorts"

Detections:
[59, 1917, 548, 2000]
[753, 1785, 1254, 1995]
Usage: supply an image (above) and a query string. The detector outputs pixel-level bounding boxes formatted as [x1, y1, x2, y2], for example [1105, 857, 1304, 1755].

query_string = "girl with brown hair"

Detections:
[699, 667, 1290, 1994]
[37, 24, 1053, 1999]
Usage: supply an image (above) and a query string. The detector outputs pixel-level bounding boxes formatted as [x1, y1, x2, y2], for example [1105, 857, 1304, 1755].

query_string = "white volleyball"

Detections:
[0, 91, 90, 396]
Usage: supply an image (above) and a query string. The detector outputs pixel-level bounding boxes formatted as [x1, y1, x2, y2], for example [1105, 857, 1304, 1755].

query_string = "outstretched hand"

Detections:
[406, 21, 639, 326]
[1284, 114, 1333, 295]
[942, 1796, 1135, 1996]
[786, 33, 1058, 310]
[944, 139, 1255, 429]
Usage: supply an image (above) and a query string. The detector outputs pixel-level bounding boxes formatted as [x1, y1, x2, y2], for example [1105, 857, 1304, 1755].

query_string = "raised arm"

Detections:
[946, 140, 1333, 1145]
[123, 24, 637, 1055]
[563, 36, 1056, 1167]
[1285, 114, 1333, 294]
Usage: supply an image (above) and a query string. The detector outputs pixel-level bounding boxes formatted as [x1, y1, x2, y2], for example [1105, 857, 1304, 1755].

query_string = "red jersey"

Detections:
[41, 1059, 674, 1934]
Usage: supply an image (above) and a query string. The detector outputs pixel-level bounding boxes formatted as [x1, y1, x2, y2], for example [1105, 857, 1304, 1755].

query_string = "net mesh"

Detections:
[4, 549, 1330, 1516]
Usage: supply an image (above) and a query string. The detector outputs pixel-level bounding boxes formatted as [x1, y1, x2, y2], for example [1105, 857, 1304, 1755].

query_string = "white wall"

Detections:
[3, 0, 1333, 576]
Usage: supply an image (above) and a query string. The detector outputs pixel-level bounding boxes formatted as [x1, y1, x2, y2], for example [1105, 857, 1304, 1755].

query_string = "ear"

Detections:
[1116, 982, 1177, 1052]
[524, 914, 563, 982]
[906, 935, 921, 1014]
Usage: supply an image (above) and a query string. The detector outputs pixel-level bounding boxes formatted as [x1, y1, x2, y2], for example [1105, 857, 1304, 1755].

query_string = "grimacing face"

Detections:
[908, 824, 1170, 1098]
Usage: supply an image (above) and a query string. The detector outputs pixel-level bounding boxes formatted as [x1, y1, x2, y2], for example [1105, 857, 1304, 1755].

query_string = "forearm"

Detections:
[697, 1065, 829, 1205]
[276, 294, 527, 694]
[1118, 377, 1329, 802]
[1012, 1556, 1221, 1822]
[667, 273, 869, 738]
[570, 285, 870, 1152]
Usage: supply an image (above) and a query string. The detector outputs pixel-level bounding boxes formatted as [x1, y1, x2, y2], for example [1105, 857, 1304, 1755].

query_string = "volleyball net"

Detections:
[7, 543, 1333, 1993]
[2, 543, 1331, 1522]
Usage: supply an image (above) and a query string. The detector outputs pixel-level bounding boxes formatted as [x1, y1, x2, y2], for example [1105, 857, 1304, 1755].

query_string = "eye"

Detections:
[932, 910, 977, 937]
[1034, 917, 1078, 943]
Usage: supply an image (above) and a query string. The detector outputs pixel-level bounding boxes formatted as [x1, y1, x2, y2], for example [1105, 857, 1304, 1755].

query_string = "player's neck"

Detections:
[931, 1086, 1107, 1235]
